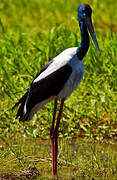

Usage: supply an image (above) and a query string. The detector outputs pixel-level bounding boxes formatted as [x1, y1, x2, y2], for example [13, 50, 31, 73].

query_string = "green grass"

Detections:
[0, 0, 117, 178]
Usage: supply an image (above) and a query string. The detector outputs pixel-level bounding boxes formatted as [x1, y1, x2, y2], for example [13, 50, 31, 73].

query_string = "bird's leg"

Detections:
[51, 99, 58, 130]
[50, 99, 57, 176]
[54, 99, 65, 174]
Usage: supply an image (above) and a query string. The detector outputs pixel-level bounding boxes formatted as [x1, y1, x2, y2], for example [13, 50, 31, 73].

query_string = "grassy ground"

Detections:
[0, 137, 117, 179]
[0, 0, 117, 178]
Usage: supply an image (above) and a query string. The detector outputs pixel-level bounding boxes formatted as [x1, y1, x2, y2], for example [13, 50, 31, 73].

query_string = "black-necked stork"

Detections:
[13, 4, 99, 176]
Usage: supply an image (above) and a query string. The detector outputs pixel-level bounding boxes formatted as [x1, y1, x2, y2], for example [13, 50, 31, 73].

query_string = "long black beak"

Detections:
[85, 17, 100, 53]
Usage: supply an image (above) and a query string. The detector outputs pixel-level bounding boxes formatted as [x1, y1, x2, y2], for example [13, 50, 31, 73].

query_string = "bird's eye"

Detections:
[84, 7, 92, 14]
[82, 9, 86, 12]
[82, 8, 88, 14]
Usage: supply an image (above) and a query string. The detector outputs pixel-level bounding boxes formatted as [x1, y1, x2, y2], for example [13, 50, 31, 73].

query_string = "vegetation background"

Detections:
[0, 0, 116, 178]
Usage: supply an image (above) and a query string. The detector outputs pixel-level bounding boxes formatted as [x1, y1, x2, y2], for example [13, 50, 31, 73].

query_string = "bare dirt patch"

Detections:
[0, 166, 40, 180]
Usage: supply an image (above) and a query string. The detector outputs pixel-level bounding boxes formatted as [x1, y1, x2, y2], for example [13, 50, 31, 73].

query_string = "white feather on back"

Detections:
[34, 47, 78, 83]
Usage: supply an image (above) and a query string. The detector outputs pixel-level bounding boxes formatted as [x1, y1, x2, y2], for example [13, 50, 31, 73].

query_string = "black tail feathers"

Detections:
[12, 92, 29, 121]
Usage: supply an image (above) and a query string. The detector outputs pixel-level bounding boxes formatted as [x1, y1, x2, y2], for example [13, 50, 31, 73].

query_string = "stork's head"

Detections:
[78, 4, 92, 22]
[78, 4, 100, 52]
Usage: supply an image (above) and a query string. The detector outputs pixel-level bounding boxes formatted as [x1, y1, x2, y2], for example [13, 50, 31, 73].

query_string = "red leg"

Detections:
[50, 99, 57, 176]
[54, 99, 65, 174]
[51, 133, 55, 176]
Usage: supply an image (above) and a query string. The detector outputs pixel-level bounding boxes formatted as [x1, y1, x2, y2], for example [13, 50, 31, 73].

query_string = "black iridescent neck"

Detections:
[77, 21, 89, 60]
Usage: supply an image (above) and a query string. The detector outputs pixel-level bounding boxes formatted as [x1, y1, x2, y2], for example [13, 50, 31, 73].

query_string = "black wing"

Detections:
[12, 60, 54, 114]
[19, 60, 54, 93]
[26, 64, 72, 112]
[13, 64, 72, 121]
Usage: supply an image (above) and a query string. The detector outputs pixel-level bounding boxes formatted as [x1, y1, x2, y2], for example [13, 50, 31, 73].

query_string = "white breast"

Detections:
[58, 54, 84, 99]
